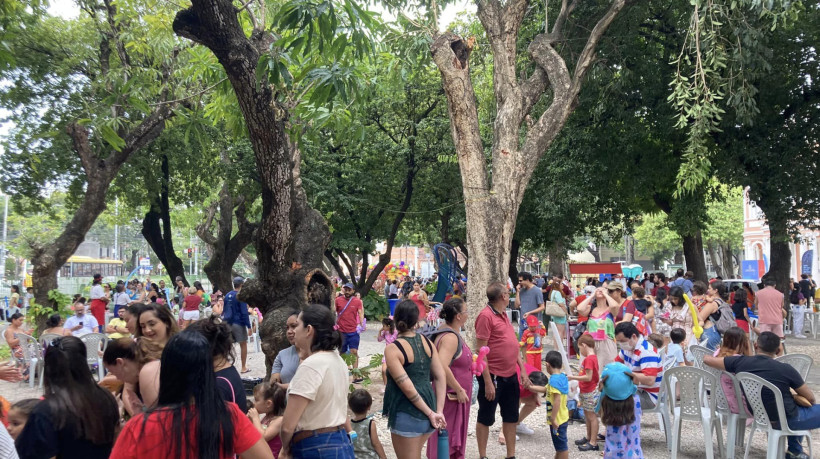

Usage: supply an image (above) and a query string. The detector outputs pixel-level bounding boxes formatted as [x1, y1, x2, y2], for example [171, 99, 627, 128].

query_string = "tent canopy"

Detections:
[569, 263, 624, 275]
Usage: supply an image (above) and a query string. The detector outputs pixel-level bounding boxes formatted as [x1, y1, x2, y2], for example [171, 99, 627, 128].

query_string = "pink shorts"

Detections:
[759, 323, 784, 338]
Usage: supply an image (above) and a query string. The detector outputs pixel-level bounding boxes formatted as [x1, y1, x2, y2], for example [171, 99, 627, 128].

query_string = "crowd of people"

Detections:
[0, 266, 819, 459]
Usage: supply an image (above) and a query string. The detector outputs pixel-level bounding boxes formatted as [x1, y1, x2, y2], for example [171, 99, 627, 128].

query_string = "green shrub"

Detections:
[363, 290, 389, 320]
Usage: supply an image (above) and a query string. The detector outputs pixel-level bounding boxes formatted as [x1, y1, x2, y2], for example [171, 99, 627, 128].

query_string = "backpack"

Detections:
[631, 309, 649, 335]
[790, 290, 802, 305]
[712, 299, 737, 334]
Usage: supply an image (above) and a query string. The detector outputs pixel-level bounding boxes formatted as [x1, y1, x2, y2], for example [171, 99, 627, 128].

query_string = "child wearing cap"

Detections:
[597, 362, 643, 459]
[519, 314, 546, 369]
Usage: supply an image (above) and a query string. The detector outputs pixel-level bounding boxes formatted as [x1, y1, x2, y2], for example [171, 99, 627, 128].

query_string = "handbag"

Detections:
[543, 301, 567, 318]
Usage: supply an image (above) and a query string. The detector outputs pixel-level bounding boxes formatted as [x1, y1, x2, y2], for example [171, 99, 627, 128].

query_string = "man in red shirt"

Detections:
[335, 283, 364, 378]
[475, 282, 530, 459]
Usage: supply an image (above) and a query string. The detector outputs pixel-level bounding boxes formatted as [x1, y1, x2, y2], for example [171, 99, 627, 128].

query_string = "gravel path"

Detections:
[4, 328, 820, 458]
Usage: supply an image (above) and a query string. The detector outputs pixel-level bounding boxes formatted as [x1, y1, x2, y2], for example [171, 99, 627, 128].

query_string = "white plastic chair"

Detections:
[737, 371, 814, 459]
[80, 333, 109, 381]
[775, 354, 813, 381]
[248, 315, 261, 354]
[690, 345, 712, 369]
[665, 366, 724, 459]
[719, 371, 750, 459]
[643, 355, 677, 451]
[39, 333, 62, 347]
[16, 334, 45, 389]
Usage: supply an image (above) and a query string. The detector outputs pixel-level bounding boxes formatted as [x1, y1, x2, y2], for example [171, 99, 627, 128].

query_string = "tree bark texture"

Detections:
[430, 0, 629, 332]
[196, 182, 258, 293]
[31, 103, 173, 314]
[721, 243, 735, 278]
[548, 241, 568, 277]
[508, 239, 520, 284]
[707, 242, 723, 278]
[763, 217, 792, 306]
[174, 0, 330, 374]
[141, 154, 188, 286]
[682, 230, 708, 282]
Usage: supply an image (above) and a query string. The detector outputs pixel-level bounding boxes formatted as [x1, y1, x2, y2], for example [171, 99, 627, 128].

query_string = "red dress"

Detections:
[409, 292, 427, 319]
[426, 336, 473, 459]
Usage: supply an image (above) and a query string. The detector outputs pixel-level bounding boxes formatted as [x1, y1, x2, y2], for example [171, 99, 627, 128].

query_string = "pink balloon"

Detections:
[470, 346, 491, 376]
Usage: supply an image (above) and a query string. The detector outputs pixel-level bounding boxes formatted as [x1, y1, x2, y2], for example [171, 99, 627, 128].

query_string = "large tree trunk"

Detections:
[763, 216, 792, 306]
[174, 3, 329, 375]
[197, 182, 258, 293]
[682, 230, 708, 282]
[30, 105, 173, 327]
[141, 154, 188, 286]
[508, 239, 520, 284]
[430, 0, 629, 331]
[721, 243, 735, 278]
[707, 242, 723, 278]
[548, 241, 568, 277]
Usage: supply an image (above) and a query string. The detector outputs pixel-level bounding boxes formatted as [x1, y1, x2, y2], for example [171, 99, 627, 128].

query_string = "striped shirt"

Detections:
[616, 337, 663, 403]
[0, 423, 18, 459]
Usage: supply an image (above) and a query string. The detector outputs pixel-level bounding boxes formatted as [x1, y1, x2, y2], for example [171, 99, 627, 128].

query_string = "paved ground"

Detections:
[4, 327, 820, 458]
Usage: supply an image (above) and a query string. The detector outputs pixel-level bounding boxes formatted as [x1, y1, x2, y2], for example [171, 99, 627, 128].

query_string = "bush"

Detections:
[363, 290, 389, 320]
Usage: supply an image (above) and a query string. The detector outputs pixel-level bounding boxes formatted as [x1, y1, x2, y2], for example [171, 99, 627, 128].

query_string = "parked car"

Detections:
[723, 279, 760, 295]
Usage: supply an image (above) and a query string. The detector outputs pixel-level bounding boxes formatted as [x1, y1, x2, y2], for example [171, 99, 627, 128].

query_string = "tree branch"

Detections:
[569, 0, 629, 96]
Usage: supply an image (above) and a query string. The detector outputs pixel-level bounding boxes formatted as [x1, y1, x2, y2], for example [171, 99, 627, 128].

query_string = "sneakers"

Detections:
[795, 334, 808, 339]
[578, 442, 600, 451]
[786, 450, 809, 459]
[516, 423, 534, 435]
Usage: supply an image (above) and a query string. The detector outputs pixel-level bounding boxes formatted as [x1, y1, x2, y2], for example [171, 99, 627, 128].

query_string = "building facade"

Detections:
[742, 188, 819, 281]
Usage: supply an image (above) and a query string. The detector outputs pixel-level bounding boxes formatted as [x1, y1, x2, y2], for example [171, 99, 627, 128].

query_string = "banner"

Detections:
[802, 250, 814, 275]
[741, 260, 760, 280]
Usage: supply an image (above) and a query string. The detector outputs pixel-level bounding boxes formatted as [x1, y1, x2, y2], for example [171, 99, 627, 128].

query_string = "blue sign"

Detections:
[742, 261, 760, 280]
[802, 250, 814, 275]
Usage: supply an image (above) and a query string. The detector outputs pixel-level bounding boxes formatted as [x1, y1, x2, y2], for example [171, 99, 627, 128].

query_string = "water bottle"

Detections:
[437, 428, 449, 457]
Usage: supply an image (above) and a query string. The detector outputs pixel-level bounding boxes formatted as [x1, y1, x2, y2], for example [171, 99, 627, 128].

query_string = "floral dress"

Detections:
[604, 394, 643, 458]
[664, 306, 694, 347]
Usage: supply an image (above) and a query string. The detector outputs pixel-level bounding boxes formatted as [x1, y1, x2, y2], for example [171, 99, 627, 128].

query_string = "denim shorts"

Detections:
[550, 421, 569, 452]
[340, 332, 360, 353]
[290, 428, 355, 458]
[390, 411, 435, 438]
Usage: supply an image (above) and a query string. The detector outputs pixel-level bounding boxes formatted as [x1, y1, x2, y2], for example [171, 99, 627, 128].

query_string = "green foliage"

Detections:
[343, 352, 383, 390]
[26, 291, 73, 335]
[362, 290, 389, 320]
[634, 213, 682, 268]
[670, 0, 803, 194]
[48, 289, 74, 310]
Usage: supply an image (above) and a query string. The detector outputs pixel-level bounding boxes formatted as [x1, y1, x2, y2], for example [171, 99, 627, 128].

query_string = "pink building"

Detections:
[743, 188, 819, 280]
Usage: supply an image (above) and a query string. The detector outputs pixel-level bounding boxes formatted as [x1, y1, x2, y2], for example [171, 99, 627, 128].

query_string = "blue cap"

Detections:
[343, 283, 355, 289]
[599, 362, 637, 402]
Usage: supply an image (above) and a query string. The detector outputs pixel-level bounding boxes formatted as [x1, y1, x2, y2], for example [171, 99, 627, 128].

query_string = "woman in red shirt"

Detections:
[110, 331, 273, 459]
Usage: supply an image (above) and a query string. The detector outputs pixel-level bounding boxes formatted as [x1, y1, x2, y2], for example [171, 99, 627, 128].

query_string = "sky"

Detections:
[47, 0, 475, 29]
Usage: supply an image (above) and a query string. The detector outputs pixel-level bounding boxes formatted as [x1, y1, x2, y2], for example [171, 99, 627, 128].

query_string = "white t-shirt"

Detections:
[287, 350, 349, 431]
[64, 314, 99, 336]
[90, 284, 105, 301]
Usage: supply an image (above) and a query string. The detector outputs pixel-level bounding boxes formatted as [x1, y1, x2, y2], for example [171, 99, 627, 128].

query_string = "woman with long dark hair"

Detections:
[279, 304, 355, 459]
[102, 338, 144, 417]
[425, 298, 471, 459]
[186, 317, 247, 413]
[110, 331, 272, 459]
[16, 336, 119, 459]
[382, 300, 447, 459]
[135, 303, 179, 408]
